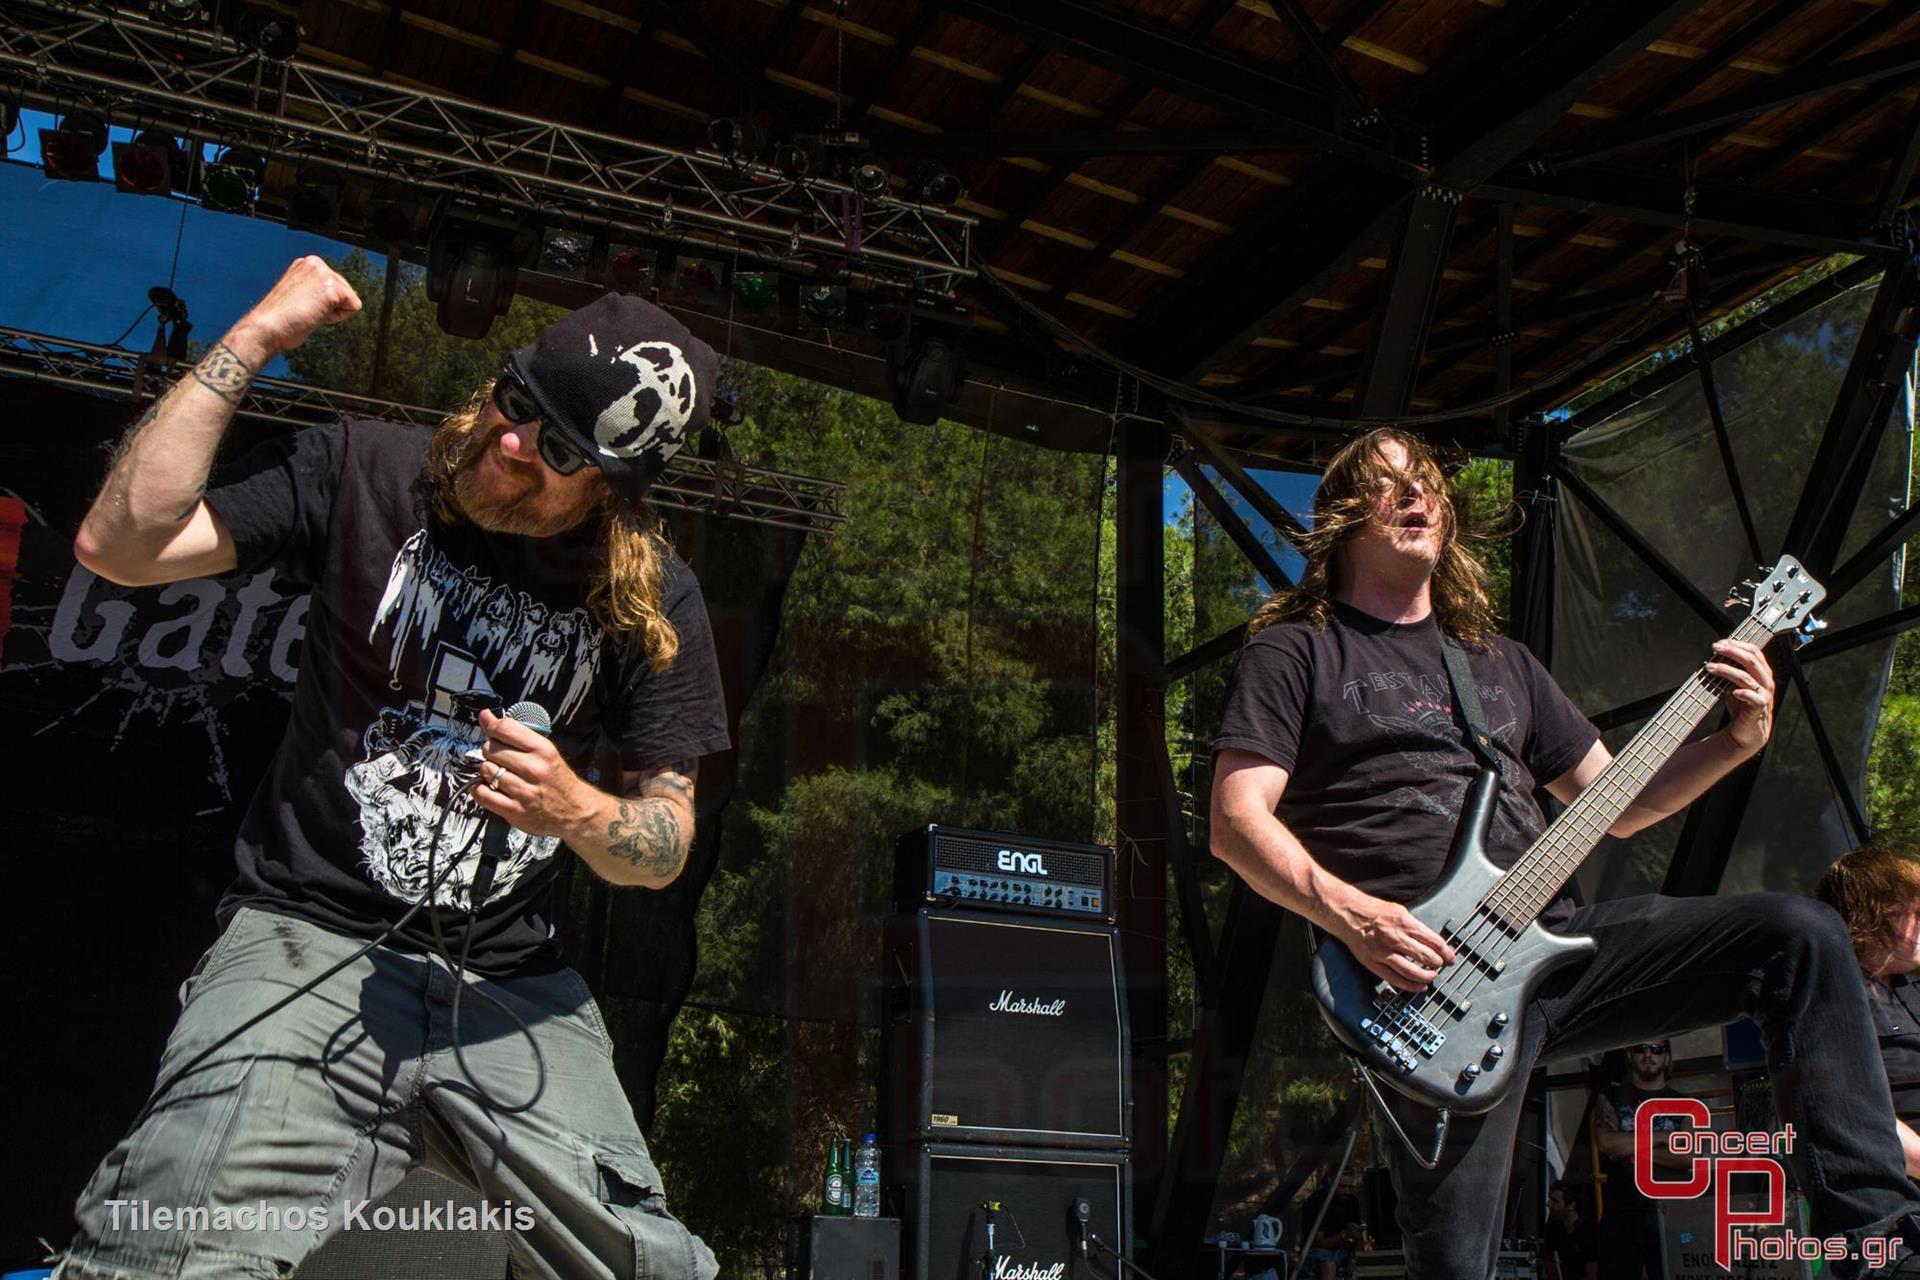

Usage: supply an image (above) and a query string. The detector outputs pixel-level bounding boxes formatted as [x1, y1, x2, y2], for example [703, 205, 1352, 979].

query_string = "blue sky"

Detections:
[2, 112, 350, 376]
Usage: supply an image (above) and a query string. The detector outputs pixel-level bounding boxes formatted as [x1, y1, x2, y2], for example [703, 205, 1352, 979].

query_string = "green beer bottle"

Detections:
[823, 1136, 847, 1214]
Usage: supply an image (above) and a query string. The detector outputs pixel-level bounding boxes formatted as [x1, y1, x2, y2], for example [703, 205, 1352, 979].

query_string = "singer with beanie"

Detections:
[61, 257, 730, 1280]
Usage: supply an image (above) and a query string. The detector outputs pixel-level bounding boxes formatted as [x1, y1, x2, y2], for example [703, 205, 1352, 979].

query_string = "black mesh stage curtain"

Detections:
[0, 377, 803, 1265]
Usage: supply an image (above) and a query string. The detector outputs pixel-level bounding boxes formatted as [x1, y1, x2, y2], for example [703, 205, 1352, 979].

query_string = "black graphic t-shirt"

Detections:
[1212, 602, 1598, 925]
[1543, 1217, 1598, 1278]
[206, 418, 730, 974]
[1601, 1083, 1689, 1211]
[1870, 975, 1920, 1127]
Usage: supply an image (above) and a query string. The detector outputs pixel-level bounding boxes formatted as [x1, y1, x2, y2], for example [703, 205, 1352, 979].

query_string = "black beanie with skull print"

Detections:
[504, 293, 717, 506]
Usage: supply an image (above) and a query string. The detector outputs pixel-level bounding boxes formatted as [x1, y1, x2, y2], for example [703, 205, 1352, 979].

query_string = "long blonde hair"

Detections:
[1246, 427, 1500, 647]
[423, 382, 681, 672]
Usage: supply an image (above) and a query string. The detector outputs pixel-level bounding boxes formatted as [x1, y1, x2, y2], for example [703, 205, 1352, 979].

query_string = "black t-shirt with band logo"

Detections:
[206, 418, 730, 975]
[1212, 602, 1598, 926]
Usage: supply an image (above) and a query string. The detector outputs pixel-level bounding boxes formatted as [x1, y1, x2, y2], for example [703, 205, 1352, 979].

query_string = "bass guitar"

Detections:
[1311, 555, 1825, 1149]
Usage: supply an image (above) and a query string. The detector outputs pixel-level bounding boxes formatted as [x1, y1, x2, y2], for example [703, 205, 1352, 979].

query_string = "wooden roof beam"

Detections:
[1480, 167, 1899, 258]
[941, 0, 1418, 180]
[1114, 0, 1719, 383]
[1556, 37, 1920, 167]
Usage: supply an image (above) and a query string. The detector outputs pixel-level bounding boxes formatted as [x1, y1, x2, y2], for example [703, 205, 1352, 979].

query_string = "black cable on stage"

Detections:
[1085, 1232, 1167, 1280]
[106, 305, 155, 351]
[423, 789, 548, 1116]
[132, 798, 474, 1128]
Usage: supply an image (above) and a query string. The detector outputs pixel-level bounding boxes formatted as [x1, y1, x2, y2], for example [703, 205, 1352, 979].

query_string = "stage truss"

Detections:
[0, 0, 976, 297]
[0, 326, 847, 535]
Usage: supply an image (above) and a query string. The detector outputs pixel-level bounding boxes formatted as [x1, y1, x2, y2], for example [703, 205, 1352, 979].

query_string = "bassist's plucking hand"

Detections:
[1334, 890, 1458, 993]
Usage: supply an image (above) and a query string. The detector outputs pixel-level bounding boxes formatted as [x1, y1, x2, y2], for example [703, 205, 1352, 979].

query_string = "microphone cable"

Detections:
[420, 697, 553, 1116]
[132, 797, 476, 1128]
[1084, 1231, 1167, 1280]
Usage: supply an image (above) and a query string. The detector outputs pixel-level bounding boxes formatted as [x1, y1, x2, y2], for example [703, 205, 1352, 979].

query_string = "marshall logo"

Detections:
[992, 1260, 1066, 1280]
[996, 849, 1048, 876]
[989, 990, 1067, 1017]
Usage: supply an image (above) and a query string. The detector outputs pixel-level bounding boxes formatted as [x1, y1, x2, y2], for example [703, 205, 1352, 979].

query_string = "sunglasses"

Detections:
[491, 365, 594, 477]
[1631, 1043, 1671, 1055]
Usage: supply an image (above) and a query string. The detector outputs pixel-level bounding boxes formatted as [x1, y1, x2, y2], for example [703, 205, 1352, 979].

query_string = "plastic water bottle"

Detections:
[853, 1132, 881, 1217]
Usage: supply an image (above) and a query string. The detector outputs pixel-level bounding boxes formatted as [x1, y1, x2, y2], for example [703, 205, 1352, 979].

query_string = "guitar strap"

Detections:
[1439, 632, 1503, 778]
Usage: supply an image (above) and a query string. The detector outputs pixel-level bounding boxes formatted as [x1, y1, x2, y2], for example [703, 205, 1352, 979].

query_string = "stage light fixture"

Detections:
[887, 325, 967, 425]
[201, 146, 263, 212]
[849, 154, 890, 197]
[735, 270, 778, 313]
[908, 161, 964, 207]
[366, 180, 418, 246]
[674, 257, 723, 299]
[606, 244, 655, 294]
[231, 4, 302, 59]
[39, 112, 107, 182]
[772, 138, 817, 181]
[149, 286, 193, 361]
[285, 160, 343, 234]
[113, 130, 184, 196]
[799, 284, 846, 328]
[149, 0, 202, 26]
[537, 225, 591, 279]
[707, 117, 766, 163]
[427, 195, 521, 339]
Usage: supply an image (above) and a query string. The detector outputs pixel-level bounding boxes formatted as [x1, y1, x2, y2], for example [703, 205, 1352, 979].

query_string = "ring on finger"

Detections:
[489, 763, 506, 790]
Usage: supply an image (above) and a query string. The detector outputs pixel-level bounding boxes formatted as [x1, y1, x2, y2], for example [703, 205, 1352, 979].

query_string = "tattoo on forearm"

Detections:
[639, 760, 697, 801]
[606, 797, 687, 878]
[189, 341, 257, 406]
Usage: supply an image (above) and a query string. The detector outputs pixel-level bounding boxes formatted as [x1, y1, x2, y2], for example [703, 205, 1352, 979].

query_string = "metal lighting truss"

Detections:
[0, 0, 975, 295]
[0, 327, 847, 535]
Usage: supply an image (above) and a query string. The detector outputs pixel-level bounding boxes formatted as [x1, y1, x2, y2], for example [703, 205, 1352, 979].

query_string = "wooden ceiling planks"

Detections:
[264, 0, 1920, 437]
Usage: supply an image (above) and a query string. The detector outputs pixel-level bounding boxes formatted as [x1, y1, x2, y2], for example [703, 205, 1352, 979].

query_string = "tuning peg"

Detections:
[1791, 617, 1828, 648]
[1726, 579, 1759, 609]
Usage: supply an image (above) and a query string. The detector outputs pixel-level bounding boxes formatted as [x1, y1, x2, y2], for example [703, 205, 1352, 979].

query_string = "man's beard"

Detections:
[452, 427, 602, 538]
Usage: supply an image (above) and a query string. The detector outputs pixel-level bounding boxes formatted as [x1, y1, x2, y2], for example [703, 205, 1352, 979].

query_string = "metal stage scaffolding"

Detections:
[0, 326, 847, 536]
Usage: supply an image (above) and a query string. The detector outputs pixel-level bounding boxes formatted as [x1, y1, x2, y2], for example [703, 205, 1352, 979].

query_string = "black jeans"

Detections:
[1374, 892, 1920, 1280]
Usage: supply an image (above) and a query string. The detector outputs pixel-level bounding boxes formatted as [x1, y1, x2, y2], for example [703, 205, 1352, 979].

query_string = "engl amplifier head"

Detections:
[895, 824, 1114, 922]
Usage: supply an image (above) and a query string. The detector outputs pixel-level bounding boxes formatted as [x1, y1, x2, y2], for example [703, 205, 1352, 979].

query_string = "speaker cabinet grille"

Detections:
[895, 1143, 1128, 1280]
[885, 910, 1128, 1149]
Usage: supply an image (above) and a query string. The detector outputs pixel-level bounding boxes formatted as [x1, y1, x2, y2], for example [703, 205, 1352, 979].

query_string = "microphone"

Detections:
[470, 700, 551, 909]
[1073, 1197, 1091, 1256]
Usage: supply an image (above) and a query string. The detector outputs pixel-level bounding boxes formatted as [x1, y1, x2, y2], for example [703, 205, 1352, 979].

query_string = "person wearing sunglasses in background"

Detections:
[59, 256, 729, 1280]
[1820, 845, 1920, 1183]
[1590, 1040, 1691, 1280]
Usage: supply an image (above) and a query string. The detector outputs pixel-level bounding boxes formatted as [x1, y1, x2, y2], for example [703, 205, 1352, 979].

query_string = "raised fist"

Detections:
[235, 255, 363, 358]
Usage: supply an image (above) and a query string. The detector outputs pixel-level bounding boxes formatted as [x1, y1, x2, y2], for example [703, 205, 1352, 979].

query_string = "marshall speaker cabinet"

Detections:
[892, 1143, 1129, 1280]
[882, 904, 1130, 1150]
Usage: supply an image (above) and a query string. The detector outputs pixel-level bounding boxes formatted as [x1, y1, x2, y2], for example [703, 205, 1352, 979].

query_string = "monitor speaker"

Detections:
[293, 1169, 509, 1277]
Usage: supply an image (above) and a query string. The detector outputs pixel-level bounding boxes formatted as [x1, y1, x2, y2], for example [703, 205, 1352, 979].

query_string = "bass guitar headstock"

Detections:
[1725, 555, 1827, 646]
